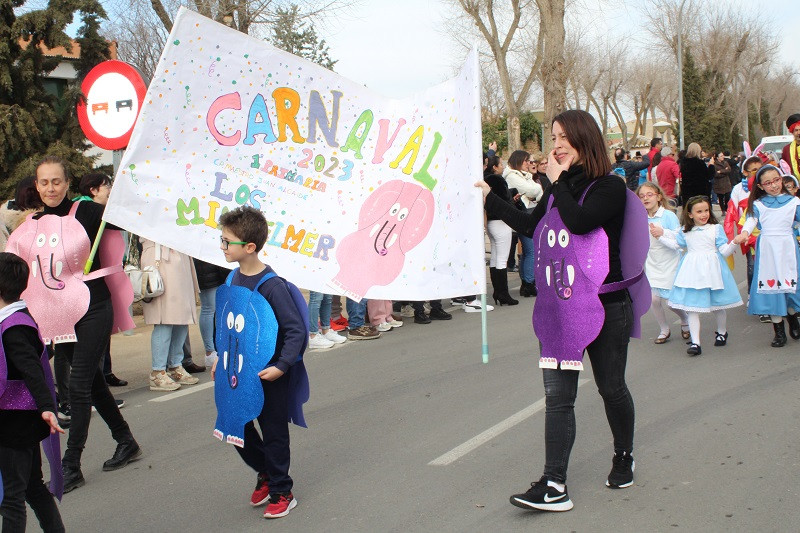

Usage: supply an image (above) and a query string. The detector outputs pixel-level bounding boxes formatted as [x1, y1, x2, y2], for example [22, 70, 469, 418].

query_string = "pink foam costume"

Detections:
[5, 202, 134, 343]
[330, 180, 435, 301]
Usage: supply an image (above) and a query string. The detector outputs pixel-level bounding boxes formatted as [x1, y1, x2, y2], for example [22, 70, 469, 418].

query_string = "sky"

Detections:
[57, 0, 799, 99]
[320, 0, 800, 98]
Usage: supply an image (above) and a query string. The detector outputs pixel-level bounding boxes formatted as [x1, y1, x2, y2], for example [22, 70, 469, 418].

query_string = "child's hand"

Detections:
[649, 223, 664, 238]
[733, 231, 749, 245]
[42, 411, 65, 434]
[488, 141, 497, 152]
[258, 366, 285, 382]
[210, 357, 218, 380]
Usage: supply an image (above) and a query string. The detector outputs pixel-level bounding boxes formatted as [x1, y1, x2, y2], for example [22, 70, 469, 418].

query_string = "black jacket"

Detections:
[193, 259, 231, 291]
[679, 157, 713, 199]
[616, 156, 650, 190]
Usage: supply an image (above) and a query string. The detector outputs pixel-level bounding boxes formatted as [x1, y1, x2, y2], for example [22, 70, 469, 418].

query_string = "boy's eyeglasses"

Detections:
[220, 236, 248, 250]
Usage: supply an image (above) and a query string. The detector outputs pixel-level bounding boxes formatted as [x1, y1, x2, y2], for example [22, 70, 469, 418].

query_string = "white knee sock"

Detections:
[713, 310, 727, 335]
[672, 307, 689, 329]
[687, 312, 701, 345]
[651, 294, 669, 334]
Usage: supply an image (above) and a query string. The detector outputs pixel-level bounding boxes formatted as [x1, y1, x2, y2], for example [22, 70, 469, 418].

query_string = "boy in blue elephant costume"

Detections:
[211, 206, 309, 520]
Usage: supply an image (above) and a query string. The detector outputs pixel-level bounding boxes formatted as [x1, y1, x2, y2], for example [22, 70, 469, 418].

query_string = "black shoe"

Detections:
[530, 282, 537, 297]
[58, 403, 71, 429]
[63, 465, 85, 493]
[786, 313, 800, 340]
[519, 281, 534, 297]
[413, 312, 431, 324]
[105, 373, 128, 387]
[429, 308, 452, 320]
[102, 439, 142, 471]
[606, 451, 635, 489]
[687, 343, 701, 356]
[510, 476, 573, 512]
[771, 321, 787, 348]
[182, 362, 206, 373]
[713, 331, 728, 346]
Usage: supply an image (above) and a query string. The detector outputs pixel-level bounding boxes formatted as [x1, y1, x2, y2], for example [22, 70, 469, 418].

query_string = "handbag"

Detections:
[125, 242, 164, 303]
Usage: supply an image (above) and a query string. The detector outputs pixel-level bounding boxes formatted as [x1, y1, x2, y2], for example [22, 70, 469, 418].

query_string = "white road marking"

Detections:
[428, 378, 591, 466]
[148, 381, 214, 402]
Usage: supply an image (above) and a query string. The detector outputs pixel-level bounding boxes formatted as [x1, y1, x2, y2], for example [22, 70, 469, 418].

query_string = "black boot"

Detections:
[102, 438, 142, 471]
[771, 321, 787, 348]
[530, 281, 537, 297]
[786, 313, 800, 340]
[63, 464, 85, 493]
[492, 268, 519, 306]
[519, 280, 534, 297]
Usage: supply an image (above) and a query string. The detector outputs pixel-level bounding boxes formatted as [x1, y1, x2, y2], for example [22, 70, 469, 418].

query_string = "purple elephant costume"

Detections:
[0, 310, 64, 501]
[533, 181, 651, 370]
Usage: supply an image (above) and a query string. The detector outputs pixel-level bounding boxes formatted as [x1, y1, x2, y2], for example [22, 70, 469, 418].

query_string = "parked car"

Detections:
[759, 134, 792, 154]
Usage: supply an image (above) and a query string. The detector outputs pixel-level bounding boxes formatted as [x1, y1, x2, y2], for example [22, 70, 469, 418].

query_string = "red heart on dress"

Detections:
[766, 279, 776, 287]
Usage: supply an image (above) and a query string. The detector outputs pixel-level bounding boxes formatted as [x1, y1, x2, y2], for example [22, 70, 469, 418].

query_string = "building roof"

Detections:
[18, 38, 117, 60]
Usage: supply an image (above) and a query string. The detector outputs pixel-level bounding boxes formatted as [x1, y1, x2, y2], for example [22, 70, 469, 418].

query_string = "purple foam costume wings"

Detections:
[532, 182, 651, 371]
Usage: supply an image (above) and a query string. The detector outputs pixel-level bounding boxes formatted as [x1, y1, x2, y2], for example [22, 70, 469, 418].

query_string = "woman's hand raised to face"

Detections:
[546, 149, 574, 183]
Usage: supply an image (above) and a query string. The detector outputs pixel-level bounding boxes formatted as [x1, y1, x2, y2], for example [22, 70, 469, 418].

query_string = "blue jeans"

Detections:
[199, 287, 217, 352]
[519, 234, 535, 284]
[542, 295, 635, 483]
[151, 324, 189, 371]
[346, 298, 367, 329]
[308, 291, 332, 334]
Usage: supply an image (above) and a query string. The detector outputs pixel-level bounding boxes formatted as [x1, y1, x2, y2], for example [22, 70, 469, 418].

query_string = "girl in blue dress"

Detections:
[734, 165, 800, 347]
[638, 182, 689, 343]
[661, 196, 741, 355]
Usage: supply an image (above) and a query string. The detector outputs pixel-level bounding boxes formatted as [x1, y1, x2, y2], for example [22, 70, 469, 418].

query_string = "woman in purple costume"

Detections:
[476, 110, 636, 512]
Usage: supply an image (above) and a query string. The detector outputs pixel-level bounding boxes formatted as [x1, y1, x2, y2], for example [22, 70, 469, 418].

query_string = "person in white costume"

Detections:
[638, 182, 689, 343]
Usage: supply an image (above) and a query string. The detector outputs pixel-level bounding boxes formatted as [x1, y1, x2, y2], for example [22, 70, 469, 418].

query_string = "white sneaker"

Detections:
[308, 334, 335, 349]
[464, 299, 494, 312]
[205, 351, 218, 368]
[400, 305, 415, 318]
[376, 322, 392, 332]
[150, 371, 181, 391]
[387, 318, 403, 328]
[322, 330, 347, 344]
[167, 366, 199, 385]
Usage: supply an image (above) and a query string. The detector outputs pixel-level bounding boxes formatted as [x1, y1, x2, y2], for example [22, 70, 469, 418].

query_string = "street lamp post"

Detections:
[677, 0, 687, 151]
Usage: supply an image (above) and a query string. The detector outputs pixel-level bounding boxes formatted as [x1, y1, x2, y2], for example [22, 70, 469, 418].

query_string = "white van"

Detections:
[759, 134, 792, 154]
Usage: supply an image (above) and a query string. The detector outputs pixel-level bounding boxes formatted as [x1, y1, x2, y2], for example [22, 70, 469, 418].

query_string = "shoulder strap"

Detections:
[255, 271, 277, 291]
[68, 200, 80, 217]
[224, 268, 238, 286]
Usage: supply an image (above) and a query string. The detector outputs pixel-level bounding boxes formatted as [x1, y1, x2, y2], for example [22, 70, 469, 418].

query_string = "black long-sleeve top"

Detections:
[34, 197, 121, 304]
[0, 309, 53, 448]
[485, 165, 628, 303]
[483, 173, 513, 222]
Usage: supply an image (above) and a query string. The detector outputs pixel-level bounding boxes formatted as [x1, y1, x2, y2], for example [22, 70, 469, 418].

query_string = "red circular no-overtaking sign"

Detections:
[77, 60, 147, 150]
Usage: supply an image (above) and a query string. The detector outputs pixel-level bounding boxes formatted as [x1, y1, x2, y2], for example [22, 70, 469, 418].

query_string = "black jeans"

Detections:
[234, 374, 293, 494]
[542, 295, 635, 483]
[57, 298, 132, 467]
[717, 192, 730, 212]
[0, 445, 65, 533]
[412, 300, 443, 313]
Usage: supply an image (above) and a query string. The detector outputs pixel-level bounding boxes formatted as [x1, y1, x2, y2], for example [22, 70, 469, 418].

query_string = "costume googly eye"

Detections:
[397, 207, 408, 221]
[36, 233, 46, 247]
[558, 229, 569, 248]
[49, 233, 59, 248]
[226, 311, 234, 330]
[389, 202, 400, 216]
[234, 314, 244, 333]
[547, 230, 556, 248]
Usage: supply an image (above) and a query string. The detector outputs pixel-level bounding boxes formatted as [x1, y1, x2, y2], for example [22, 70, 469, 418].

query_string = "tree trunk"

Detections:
[151, 0, 173, 32]
[536, 0, 566, 152]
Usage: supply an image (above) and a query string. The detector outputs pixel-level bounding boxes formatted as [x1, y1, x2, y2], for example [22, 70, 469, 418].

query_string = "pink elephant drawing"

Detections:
[330, 180, 434, 300]
[6, 204, 134, 342]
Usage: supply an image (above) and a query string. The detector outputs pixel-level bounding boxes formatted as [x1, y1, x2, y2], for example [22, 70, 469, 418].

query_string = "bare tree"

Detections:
[535, 0, 566, 151]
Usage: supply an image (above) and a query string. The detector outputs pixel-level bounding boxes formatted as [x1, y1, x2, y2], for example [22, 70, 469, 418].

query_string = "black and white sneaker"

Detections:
[606, 451, 635, 488]
[510, 476, 573, 512]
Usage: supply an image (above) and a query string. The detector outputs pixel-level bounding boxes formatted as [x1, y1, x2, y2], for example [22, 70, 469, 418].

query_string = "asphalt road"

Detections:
[45, 266, 800, 532]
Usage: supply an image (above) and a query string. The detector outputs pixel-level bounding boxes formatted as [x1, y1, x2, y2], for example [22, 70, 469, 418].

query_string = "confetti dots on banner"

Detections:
[173, 40, 180, 45]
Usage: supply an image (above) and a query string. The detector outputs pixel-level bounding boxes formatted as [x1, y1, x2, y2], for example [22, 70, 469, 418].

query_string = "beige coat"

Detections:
[141, 239, 199, 325]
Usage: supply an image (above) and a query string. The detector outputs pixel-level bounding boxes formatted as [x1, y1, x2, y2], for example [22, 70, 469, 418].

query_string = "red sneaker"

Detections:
[250, 473, 269, 506]
[263, 492, 297, 519]
[330, 316, 348, 331]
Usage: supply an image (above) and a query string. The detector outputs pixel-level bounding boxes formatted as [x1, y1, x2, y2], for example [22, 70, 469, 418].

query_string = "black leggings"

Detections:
[0, 445, 65, 533]
[717, 192, 730, 212]
[56, 298, 132, 467]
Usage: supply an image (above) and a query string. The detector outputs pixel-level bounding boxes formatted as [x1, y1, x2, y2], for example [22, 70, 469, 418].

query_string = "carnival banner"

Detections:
[104, 7, 485, 300]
